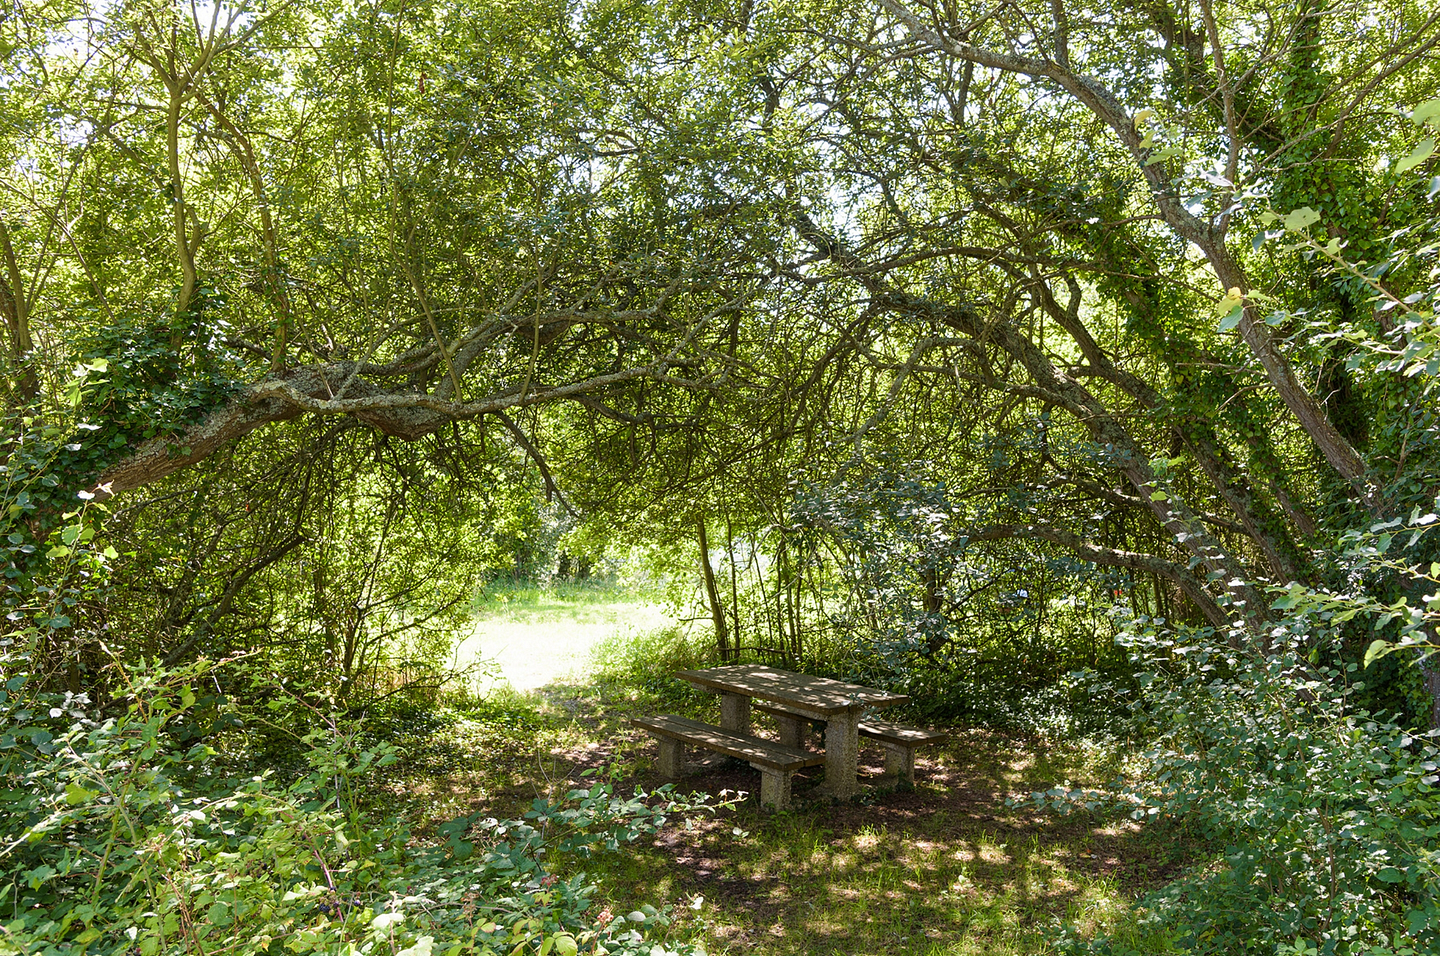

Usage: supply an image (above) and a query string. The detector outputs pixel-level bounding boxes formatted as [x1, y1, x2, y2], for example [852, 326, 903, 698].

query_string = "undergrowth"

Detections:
[12, 575, 1432, 956]
[0, 654, 723, 956]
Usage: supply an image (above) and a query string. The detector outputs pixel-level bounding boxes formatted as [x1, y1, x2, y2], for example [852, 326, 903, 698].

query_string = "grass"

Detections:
[450, 577, 676, 692]
[378, 583, 1191, 955]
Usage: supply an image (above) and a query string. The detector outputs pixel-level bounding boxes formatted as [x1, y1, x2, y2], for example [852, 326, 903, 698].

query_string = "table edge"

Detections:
[675, 667, 910, 713]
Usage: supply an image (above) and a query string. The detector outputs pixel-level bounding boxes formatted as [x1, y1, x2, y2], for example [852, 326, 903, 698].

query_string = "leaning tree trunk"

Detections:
[697, 521, 732, 661]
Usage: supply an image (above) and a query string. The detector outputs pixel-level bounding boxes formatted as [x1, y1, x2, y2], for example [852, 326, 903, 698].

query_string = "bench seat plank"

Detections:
[631, 715, 823, 770]
[631, 715, 825, 808]
[856, 718, 947, 747]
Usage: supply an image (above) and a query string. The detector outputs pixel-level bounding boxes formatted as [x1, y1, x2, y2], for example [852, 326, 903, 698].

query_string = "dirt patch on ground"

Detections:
[620, 739, 1180, 895]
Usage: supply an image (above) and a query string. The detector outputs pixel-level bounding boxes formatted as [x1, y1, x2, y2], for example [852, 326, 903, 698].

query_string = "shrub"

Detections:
[1037, 616, 1440, 956]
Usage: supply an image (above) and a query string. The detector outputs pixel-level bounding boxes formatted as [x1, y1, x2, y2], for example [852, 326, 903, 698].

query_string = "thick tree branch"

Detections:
[93, 359, 682, 499]
[790, 202, 1269, 624]
[875, 0, 1383, 516]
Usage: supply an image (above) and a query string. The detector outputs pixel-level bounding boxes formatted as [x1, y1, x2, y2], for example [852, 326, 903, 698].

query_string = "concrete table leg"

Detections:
[883, 744, 915, 785]
[774, 713, 806, 749]
[816, 707, 861, 799]
[656, 737, 685, 779]
[719, 693, 751, 734]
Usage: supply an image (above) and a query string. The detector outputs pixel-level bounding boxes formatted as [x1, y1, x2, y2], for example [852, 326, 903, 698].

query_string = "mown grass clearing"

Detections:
[450, 579, 678, 692]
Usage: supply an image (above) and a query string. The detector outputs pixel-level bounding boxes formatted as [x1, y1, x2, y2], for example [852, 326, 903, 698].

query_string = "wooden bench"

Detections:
[751, 703, 946, 786]
[630, 714, 824, 808]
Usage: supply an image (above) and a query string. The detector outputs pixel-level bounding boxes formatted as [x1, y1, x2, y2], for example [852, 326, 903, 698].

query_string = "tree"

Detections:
[559, 0, 1434, 713]
[1, 0, 772, 499]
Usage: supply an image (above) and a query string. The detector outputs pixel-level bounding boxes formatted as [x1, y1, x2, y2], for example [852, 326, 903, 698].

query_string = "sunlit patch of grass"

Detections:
[451, 576, 683, 693]
[470, 577, 657, 621]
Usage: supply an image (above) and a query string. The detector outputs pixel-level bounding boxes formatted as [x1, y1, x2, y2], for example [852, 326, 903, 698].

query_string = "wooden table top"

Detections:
[674, 664, 909, 715]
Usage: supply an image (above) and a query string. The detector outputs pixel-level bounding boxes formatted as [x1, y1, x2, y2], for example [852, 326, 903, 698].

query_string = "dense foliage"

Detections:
[3, 0, 1440, 951]
[0, 655, 721, 955]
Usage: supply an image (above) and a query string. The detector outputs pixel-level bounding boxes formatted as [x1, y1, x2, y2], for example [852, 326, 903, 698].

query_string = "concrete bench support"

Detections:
[857, 718, 948, 785]
[771, 710, 806, 749]
[655, 735, 686, 778]
[630, 714, 824, 808]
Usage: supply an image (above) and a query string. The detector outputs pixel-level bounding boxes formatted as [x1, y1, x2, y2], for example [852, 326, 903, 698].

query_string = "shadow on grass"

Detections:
[396, 662, 1191, 956]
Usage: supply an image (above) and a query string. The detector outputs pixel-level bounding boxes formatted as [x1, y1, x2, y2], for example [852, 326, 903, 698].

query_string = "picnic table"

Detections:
[673, 664, 909, 799]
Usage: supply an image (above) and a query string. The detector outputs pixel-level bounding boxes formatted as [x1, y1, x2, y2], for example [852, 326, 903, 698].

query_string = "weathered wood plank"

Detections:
[752, 701, 946, 747]
[675, 664, 908, 717]
[857, 719, 948, 747]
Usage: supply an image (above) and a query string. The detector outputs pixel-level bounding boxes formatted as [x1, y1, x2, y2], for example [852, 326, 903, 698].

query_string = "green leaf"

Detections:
[65, 782, 98, 805]
[396, 939, 434, 956]
[1282, 206, 1321, 232]
[1413, 97, 1440, 127]
[1377, 865, 1405, 883]
[1396, 138, 1436, 175]
[1365, 639, 1392, 668]
[1218, 304, 1244, 331]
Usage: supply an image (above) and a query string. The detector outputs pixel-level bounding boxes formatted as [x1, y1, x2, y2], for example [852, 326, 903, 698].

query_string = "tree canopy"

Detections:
[2, 0, 1438, 705]
[4, 2, 1440, 953]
